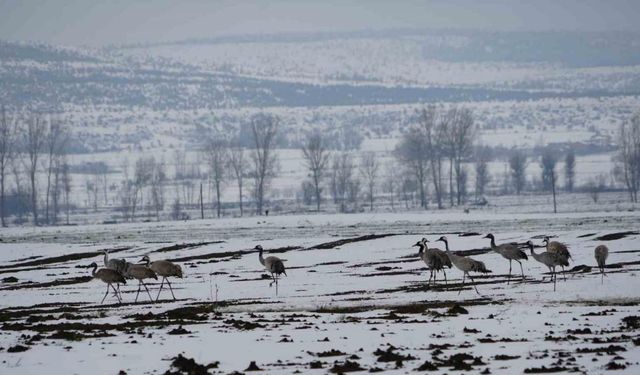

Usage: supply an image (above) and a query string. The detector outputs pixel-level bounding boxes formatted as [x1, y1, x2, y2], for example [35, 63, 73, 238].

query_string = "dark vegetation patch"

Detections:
[2, 276, 18, 283]
[434, 353, 485, 371]
[170, 246, 300, 263]
[48, 329, 113, 341]
[459, 232, 481, 237]
[308, 234, 398, 250]
[167, 326, 192, 335]
[313, 349, 346, 357]
[244, 361, 262, 371]
[622, 316, 640, 330]
[312, 298, 494, 315]
[594, 231, 639, 241]
[577, 233, 596, 238]
[463, 327, 481, 333]
[606, 361, 627, 370]
[576, 345, 626, 354]
[223, 318, 265, 330]
[0, 276, 93, 291]
[7, 344, 30, 352]
[415, 361, 438, 371]
[164, 354, 219, 375]
[358, 270, 419, 277]
[478, 337, 528, 343]
[152, 241, 224, 253]
[0, 246, 131, 270]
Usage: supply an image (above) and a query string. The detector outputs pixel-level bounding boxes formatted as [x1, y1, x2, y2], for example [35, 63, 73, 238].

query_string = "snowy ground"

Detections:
[1, 210, 639, 374]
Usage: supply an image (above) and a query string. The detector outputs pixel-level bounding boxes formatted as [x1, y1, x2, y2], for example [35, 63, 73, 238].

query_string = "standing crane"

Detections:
[543, 236, 571, 281]
[484, 233, 528, 283]
[89, 262, 126, 304]
[140, 255, 183, 301]
[413, 238, 451, 286]
[436, 236, 490, 295]
[594, 245, 609, 284]
[256, 245, 286, 288]
[124, 263, 158, 302]
[526, 240, 561, 291]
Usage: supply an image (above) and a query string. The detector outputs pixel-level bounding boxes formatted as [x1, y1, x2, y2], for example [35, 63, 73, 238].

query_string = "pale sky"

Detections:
[1, 0, 639, 47]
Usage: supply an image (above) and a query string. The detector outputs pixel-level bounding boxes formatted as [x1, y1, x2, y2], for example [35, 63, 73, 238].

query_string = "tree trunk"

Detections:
[200, 183, 204, 219]
[551, 175, 557, 213]
[215, 181, 221, 218]
[30, 171, 38, 226]
[448, 158, 454, 206]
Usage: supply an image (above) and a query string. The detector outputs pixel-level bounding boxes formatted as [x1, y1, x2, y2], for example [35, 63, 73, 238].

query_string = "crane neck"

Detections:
[441, 240, 450, 252]
[489, 237, 497, 249]
[103, 251, 108, 267]
[91, 263, 98, 277]
[258, 248, 265, 266]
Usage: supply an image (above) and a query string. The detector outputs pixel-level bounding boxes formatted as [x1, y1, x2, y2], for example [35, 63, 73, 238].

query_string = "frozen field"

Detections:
[1, 211, 639, 374]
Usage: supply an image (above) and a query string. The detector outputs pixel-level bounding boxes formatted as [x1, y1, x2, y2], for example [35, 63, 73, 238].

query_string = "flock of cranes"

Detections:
[88, 234, 609, 304]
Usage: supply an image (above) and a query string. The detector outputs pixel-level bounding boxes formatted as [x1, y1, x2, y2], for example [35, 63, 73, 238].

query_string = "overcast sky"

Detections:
[1, 0, 639, 47]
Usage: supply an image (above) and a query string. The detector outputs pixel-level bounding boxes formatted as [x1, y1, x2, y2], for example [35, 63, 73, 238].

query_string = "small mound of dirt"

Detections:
[309, 361, 324, 369]
[415, 361, 438, 371]
[447, 305, 469, 315]
[224, 319, 265, 330]
[463, 327, 481, 333]
[315, 349, 346, 357]
[245, 361, 262, 371]
[2, 276, 18, 283]
[329, 360, 364, 373]
[606, 361, 627, 370]
[7, 344, 30, 352]
[523, 366, 568, 373]
[164, 354, 219, 375]
[576, 345, 626, 354]
[622, 316, 640, 330]
[567, 328, 592, 335]
[373, 347, 417, 363]
[437, 353, 484, 371]
[167, 326, 192, 335]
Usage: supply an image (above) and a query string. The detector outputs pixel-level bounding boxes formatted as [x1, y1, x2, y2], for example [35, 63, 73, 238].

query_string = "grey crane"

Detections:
[543, 236, 571, 281]
[89, 262, 126, 304]
[124, 263, 158, 302]
[256, 245, 286, 287]
[412, 238, 451, 286]
[484, 233, 528, 283]
[526, 240, 561, 291]
[594, 244, 609, 284]
[140, 255, 183, 301]
[436, 236, 490, 295]
[102, 249, 128, 295]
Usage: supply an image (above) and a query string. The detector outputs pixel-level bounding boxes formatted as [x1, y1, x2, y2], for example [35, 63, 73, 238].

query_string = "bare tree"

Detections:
[331, 152, 357, 213]
[204, 137, 227, 218]
[301, 133, 330, 211]
[61, 158, 71, 224]
[359, 152, 379, 211]
[24, 114, 47, 225]
[448, 107, 476, 205]
[587, 174, 607, 203]
[420, 106, 445, 209]
[249, 114, 279, 215]
[228, 146, 246, 216]
[509, 150, 528, 195]
[149, 158, 166, 220]
[0, 106, 17, 226]
[383, 160, 398, 210]
[474, 146, 491, 200]
[541, 148, 559, 213]
[395, 126, 428, 208]
[44, 119, 67, 224]
[565, 149, 576, 192]
[614, 112, 640, 202]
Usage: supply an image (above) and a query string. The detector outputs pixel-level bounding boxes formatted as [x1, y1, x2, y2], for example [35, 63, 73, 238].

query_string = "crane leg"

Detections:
[135, 281, 141, 303]
[561, 266, 567, 281]
[443, 270, 447, 285]
[553, 270, 557, 291]
[110, 283, 122, 304]
[269, 272, 277, 287]
[518, 261, 524, 280]
[101, 283, 110, 304]
[433, 271, 437, 287]
[458, 273, 466, 295]
[468, 274, 480, 295]
[507, 260, 512, 284]
[166, 278, 176, 300]
[143, 281, 153, 302]
[156, 277, 165, 301]
[427, 269, 433, 286]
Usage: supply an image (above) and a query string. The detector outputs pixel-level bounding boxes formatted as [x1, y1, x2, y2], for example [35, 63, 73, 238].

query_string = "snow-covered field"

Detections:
[1, 210, 639, 374]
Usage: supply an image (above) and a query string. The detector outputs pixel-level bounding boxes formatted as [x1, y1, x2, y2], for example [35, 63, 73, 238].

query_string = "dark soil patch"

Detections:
[523, 366, 569, 373]
[594, 231, 639, 241]
[459, 232, 481, 237]
[464, 327, 481, 333]
[48, 329, 113, 341]
[224, 319, 265, 330]
[329, 360, 365, 373]
[494, 354, 520, 360]
[0, 246, 131, 270]
[415, 361, 438, 371]
[1, 276, 93, 291]
[447, 305, 469, 315]
[152, 241, 224, 253]
[577, 233, 596, 238]
[622, 316, 640, 330]
[164, 354, 219, 375]
[309, 361, 324, 369]
[567, 328, 592, 334]
[606, 361, 627, 370]
[2, 276, 18, 283]
[359, 270, 419, 277]
[436, 353, 484, 371]
[308, 234, 398, 250]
